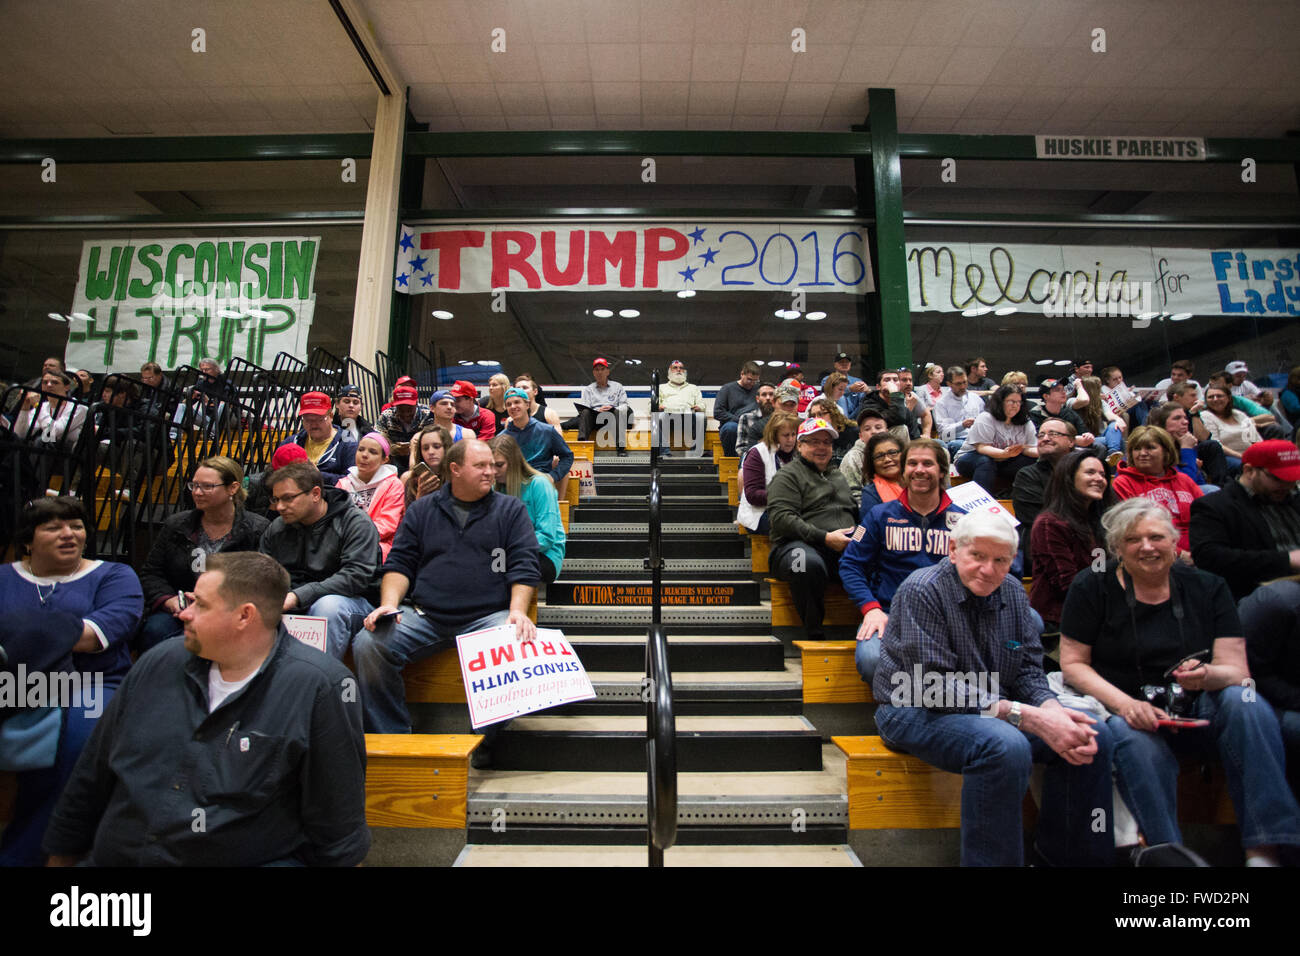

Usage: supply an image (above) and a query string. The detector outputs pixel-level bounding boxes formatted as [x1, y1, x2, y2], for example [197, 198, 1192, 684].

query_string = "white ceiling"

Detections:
[0, 0, 1297, 140]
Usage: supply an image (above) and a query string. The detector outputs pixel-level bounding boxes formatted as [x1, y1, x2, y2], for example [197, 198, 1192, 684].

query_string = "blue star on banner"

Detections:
[399, 232, 414, 252]
[699, 247, 718, 265]
[396, 272, 409, 288]
[678, 265, 698, 282]
[687, 226, 706, 245]
[409, 254, 429, 273]
[420, 273, 434, 287]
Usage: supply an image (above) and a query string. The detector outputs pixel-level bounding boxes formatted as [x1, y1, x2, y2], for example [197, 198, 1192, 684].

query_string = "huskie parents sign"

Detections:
[906, 243, 1300, 318]
[66, 236, 320, 372]
[395, 222, 873, 294]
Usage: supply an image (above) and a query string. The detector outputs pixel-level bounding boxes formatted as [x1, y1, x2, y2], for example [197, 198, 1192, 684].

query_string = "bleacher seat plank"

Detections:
[748, 533, 770, 573]
[794, 640, 873, 703]
[769, 580, 860, 628]
[559, 499, 569, 532]
[568, 440, 594, 462]
[834, 735, 963, 829]
[364, 734, 481, 828]
[403, 648, 466, 703]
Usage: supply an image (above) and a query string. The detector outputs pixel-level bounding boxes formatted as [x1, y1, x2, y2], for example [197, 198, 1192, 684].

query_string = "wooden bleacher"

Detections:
[364, 734, 481, 829]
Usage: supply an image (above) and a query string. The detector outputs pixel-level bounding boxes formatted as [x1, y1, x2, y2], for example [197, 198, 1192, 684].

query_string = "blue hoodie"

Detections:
[505, 417, 574, 483]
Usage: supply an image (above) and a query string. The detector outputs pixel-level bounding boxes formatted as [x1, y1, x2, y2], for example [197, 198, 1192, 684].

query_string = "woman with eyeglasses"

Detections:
[1059, 498, 1300, 864]
[0, 497, 143, 866]
[136, 455, 269, 652]
[953, 383, 1039, 494]
[859, 432, 905, 516]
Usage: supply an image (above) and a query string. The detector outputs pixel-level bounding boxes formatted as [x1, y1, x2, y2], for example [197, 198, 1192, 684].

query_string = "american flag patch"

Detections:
[851, 525, 866, 542]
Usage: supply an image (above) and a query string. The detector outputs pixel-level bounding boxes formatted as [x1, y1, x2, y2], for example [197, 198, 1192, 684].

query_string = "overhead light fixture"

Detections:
[1035, 359, 1053, 366]
[1168, 312, 1193, 321]
[806, 311, 827, 321]
[777, 309, 800, 320]
[767, 360, 786, 367]
[1054, 360, 1072, 366]
[961, 306, 993, 317]
[246, 308, 273, 318]
[458, 360, 474, 365]
[619, 309, 640, 318]
[593, 309, 613, 318]
[476, 360, 497, 366]
[218, 309, 242, 319]
[432, 310, 454, 320]
[47, 312, 65, 321]
[1135, 311, 1160, 321]
[676, 290, 695, 298]
[995, 307, 1017, 315]
[71, 312, 92, 322]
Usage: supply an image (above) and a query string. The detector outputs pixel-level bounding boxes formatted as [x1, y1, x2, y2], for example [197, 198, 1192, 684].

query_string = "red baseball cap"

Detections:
[271, 443, 309, 470]
[1243, 440, 1300, 481]
[392, 386, 419, 406]
[593, 357, 610, 368]
[395, 376, 415, 387]
[298, 391, 332, 417]
[448, 380, 478, 399]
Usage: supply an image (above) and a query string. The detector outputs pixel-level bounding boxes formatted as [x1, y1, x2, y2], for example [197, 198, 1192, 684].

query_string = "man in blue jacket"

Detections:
[279, 390, 356, 484]
[839, 439, 965, 684]
[354, 439, 540, 767]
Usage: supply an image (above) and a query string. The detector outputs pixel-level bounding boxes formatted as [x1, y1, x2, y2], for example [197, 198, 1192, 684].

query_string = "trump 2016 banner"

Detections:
[457, 624, 595, 729]
[395, 222, 873, 295]
[66, 236, 320, 372]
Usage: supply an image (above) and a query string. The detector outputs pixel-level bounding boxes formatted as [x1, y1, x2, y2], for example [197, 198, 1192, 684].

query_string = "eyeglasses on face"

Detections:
[269, 490, 309, 506]
[872, 450, 901, 461]
[186, 481, 229, 493]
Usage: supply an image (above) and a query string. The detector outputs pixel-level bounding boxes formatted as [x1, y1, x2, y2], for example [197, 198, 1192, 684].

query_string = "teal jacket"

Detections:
[520, 475, 566, 575]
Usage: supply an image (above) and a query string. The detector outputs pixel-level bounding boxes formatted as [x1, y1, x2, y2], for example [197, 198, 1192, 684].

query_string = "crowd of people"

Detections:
[2, 347, 1299, 868]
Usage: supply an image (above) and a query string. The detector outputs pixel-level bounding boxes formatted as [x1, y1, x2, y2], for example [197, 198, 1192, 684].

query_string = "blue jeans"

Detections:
[1107, 685, 1300, 849]
[955, 450, 1032, 494]
[875, 703, 1115, 866]
[138, 609, 184, 653]
[719, 421, 739, 458]
[352, 607, 510, 733]
[1100, 423, 1124, 453]
[306, 593, 375, 660]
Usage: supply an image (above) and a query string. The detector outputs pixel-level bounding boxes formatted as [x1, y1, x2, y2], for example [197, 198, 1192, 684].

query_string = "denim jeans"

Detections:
[1100, 423, 1124, 453]
[856, 605, 1042, 687]
[875, 703, 1115, 866]
[719, 420, 739, 457]
[138, 609, 184, 653]
[955, 450, 1033, 494]
[306, 593, 376, 660]
[352, 607, 510, 733]
[1106, 685, 1300, 849]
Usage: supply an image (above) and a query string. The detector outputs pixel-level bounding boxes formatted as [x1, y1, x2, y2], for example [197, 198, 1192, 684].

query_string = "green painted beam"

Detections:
[0, 134, 374, 164]
[867, 89, 911, 371]
[898, 134, 1300, 164]
[398, 207, 864, 221]
[0, 211, 365, 228]
[902, 211, 1300, 228]
[404, 130, 872, 158]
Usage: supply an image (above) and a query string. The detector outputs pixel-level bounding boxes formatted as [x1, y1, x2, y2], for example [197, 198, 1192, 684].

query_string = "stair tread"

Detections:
[509, 715, 815, 733]
[586, 661, 801, 685]
[454, 844, 862, 866]
[569, 634, 782, 644]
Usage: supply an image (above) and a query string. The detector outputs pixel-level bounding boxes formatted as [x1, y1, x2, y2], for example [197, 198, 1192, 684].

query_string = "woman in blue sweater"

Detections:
[490, 434, 566, 584]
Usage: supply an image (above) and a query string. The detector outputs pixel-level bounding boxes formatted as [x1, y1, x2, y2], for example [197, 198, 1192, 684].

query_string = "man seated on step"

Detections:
[765, 417, 859, 641]
[450, 379, 496, 441]
[279, 390, 357, 485]
[872, 511, 1115, 867]
[44, 552, 370, 866]
[840, 439, 965, 686]
[656, 359, 707, 457]
[713, 360, 762, 458]
[259, 461, 380, 660]
[503, 387, 573, 501]
[734, 381, 778, 461]
[838, 405, 892, 507]
[578, 357, 632, 456]
[354, 439, 539, 769]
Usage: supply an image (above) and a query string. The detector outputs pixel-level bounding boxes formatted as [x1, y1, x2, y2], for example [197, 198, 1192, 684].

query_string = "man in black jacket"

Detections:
[44, 552, 370, 867]
[1190, 440, 1300, 601]
[259, 462, 379, 659]
[1239, 579, 1300, 767]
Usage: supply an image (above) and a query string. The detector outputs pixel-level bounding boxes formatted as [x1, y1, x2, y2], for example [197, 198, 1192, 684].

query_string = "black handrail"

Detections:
[645, 368, 677, 866]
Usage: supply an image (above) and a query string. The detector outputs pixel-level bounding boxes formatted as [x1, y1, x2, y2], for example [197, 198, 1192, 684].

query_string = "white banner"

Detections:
[947, 482, 1019, 528]
[457, 624, 595, 729]
[906, 243, 1300, 318]
[396, 222, 873, 295]
[66, 235, 319, 373]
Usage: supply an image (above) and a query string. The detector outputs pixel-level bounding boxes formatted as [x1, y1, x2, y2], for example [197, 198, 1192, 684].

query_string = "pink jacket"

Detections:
[1112, 462, 1203, 551]
[337, 465, 407, 559]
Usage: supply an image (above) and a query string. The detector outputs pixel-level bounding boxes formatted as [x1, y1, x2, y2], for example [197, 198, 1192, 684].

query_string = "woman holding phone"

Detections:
[403, 424, 453, 503]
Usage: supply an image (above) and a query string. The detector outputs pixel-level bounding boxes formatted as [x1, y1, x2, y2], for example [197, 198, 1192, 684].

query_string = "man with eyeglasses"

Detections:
[279, 391, 356, 485]
[1029, 379, 1090, 444]
[258, 461, 379, 660]
[933, 365, 987, 460]
[1012, 417, 1079, 566]
[765, 418, 859, 641]
[840, 439, 966, 683]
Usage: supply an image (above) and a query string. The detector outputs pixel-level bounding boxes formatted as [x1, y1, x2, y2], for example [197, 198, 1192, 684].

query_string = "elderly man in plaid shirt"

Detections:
[872, 511, 1115, 867]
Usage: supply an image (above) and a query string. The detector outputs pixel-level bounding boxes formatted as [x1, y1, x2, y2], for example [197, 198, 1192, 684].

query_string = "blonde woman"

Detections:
[480, 372, 511, 434]
[490, 434, 566, 583]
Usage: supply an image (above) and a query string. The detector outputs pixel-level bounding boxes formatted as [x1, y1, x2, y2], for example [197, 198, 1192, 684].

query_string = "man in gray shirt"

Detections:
[578, 357, 631, 456]
[713, 361, 762, 457]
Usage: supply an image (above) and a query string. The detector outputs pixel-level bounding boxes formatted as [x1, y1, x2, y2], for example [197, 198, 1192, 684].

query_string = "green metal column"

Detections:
[863, 88, 911, 371]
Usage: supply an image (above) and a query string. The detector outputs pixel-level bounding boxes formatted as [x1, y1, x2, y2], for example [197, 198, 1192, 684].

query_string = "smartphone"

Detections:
[410, 461, 431, 480]
[176, 590, 188, 611]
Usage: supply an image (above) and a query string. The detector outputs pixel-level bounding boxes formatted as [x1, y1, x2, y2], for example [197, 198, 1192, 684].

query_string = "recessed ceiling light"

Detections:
[778, 309, 800, 320]
[1054, 360, 1072, 366]
[593, 309, 614, 318]
[432, 310, 454, 320]
[71, 312, 91, 322]
[47, 313, 64, 321]
[1168, 312, 1193, 321]
[246, 308, 272, 318]
[676, 290, 695, 298]
[458, 360, 474, 365]
[995, 307, 1017, 315]
[218, 309, 242, 319]
[1135, 311, 1160, 321]
[806, 311, 827, 320]
[1035, 359, 1053, 366]
[767, 360, 787, 367]
[619, 309, 640, 318]
[476, 360, 497, 366]
[961, 306, 993, 317]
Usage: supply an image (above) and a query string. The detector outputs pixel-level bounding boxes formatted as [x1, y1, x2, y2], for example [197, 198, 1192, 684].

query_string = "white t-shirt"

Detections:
[957, 412, 1038, 460]
[208, 662, 256, 713]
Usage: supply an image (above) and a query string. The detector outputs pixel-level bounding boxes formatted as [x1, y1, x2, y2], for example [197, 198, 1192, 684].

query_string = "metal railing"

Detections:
[644, 367, 677, 867]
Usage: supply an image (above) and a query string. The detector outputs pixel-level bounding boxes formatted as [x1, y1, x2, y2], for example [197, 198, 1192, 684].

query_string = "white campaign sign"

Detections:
[283, 615, 329, 654]
[396, 222, 873, 294]
[457, 624, 595, 729]
[947, 482, 1020, 529]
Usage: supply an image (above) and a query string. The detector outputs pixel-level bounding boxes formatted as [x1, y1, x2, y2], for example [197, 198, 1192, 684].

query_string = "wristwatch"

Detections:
[1008, 701, 1023, 728]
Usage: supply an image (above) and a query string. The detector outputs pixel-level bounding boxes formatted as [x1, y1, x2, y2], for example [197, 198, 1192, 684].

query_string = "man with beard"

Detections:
[734, 382, 777, 461]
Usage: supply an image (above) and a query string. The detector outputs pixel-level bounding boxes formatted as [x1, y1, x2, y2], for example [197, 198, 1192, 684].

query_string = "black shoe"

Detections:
[470, 744, 492, 770]
[617, 448, 628, 457]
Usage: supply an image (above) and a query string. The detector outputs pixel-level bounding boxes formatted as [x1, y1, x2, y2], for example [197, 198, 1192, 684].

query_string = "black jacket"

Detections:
[1190, 480, 1299, 601]
[1240, 580, 1300, 713]
[137, 508, 269, 611]
[43, 628, 370, 866]
[259, 487, 381, 608]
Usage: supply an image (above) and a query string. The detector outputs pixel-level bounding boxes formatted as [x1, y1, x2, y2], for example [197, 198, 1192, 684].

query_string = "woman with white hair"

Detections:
[1059, 497, 1300, 864]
